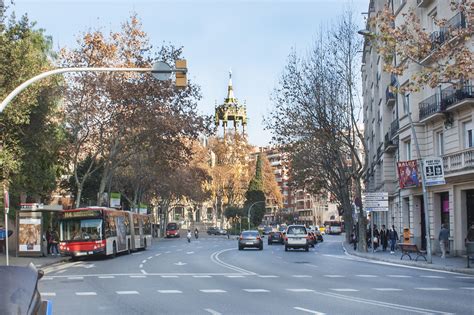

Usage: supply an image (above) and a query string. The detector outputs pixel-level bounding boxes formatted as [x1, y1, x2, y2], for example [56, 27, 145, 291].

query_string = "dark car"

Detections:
[207, 227, 218, 235]
[216, 228, 227, 235]
[166, 222, 180, 238]
[268, 231, 284, 245]
[0, 263, 52, 315]
[263, 226, 273, 235]
[238, 230, 263, 250]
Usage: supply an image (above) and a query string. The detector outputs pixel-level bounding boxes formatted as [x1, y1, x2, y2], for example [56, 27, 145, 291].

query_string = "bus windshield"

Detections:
[61, 219, 103, 242]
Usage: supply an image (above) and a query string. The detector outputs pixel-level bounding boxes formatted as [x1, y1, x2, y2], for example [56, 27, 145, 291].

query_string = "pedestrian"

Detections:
[351, 232, 357, 250]
[50, 229, 59, 256]
[366, 225, 372, 249]
[46, 228, 52, 255]
[388, 225, 398, 254]
[380, 224, 388, 252]
[438, 223, 449, 258]
[373, 224, 380, 251]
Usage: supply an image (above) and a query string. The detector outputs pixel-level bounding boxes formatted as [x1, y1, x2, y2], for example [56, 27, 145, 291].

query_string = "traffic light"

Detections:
[175, 59, 187, 88]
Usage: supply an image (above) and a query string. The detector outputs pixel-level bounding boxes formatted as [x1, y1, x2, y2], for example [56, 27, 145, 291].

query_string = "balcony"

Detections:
[443, 148, 474, 175]
[417, 0, 434, 7]
[419, 84, 474, 122]
[390, 119, 399, 136]
[386, 86, 395, 106]
[384, 133, 398, 153]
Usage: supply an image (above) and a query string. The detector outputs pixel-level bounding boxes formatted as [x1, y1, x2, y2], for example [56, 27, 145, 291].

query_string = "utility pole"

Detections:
[247, 201, 265, 230]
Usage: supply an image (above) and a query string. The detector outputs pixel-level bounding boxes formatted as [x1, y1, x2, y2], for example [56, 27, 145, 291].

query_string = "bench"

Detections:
[398, 243, 427, 261]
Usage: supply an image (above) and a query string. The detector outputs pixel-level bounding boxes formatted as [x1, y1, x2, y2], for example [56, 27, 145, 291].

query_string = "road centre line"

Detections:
[98, 276, 115, 279]
[313, 289, 453, 314]
[243, 289, 269, 292]
[258, 275, 279, 278]
[200, 289, 226, 293]
[67, 276, 84, 280]
[373, 288, 403, 291]
[420, 275, 444, 278]
[387, 275, 412, 278]
[130, 275, 146, 278]
[294, 307, 326, 315]
[323, 275, 344, 278]
[116, 291, 139, 295]
[75, 292, 97, 296]
[331, 289, 359, 292]
[292, 275, 312, 278]
[355, 275, 377, 278]
[158, 290, 182, 294]
[204, 308, 222, 315]
[286, 289, 314, 292]
[40, 292, 56, 296]
[415, 288, 450, 291]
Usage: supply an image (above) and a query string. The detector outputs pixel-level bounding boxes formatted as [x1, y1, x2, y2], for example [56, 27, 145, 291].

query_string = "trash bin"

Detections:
[403, 228, 410, 244]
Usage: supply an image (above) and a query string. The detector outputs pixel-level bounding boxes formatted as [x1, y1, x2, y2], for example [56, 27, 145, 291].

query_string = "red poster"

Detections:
[397, 160, 420, 189]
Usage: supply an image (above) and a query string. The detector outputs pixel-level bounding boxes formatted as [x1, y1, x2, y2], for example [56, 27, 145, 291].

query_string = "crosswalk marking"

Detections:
[75, 292, 97, 296]
[294, 307, 326, 315]
[158, 290, 182, 294]
[200, 289, 226, 293]
[243, 289, 270, 292]
[116, 291, 139, 295]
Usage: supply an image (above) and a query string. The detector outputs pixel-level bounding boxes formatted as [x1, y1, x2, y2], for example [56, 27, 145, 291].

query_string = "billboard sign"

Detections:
[397, 160, 420, 189]
[18, 212, 42, 254]
[110, 192, 121, 208]
[423, 157, 446, 186]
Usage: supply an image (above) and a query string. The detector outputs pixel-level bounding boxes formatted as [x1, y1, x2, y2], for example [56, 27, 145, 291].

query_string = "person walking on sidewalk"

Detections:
[373, 225, 380, 251]
[380, 224, 388, 252]
[439, 224, 450, 258]
[49, 229, 59, 256]
[388, 225, 398, 254]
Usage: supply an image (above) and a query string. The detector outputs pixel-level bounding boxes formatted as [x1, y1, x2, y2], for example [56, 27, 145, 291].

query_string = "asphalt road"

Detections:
[39, 234, 474, 315]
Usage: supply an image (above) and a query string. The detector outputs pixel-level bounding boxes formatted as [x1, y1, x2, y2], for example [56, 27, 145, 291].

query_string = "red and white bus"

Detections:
[59, 207, 152, 259]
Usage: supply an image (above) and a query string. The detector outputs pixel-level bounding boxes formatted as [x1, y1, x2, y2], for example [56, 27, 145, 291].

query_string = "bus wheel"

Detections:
[127, 240, 131, 255]
[144, 239, 147, 250]
[112, 242, 117, 258]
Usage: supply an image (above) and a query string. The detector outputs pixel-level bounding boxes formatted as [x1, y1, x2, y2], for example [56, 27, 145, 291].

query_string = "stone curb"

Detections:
[342, 242, 474, 275]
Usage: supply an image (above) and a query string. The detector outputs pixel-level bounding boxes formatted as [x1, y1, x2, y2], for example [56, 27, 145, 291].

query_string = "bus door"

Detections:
[139, 217, 144, 247]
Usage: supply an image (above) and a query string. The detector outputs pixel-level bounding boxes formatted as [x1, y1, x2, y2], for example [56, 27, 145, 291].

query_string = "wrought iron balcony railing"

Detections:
[419, 84, 473, 121]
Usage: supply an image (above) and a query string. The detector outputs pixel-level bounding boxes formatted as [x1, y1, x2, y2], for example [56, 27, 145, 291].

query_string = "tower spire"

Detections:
[226, 69, 235, 102]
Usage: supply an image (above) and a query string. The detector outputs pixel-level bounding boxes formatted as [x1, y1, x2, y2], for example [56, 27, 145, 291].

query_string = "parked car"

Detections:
[238, 230, 263, 250]
[207, 227, 218, 235]
[165, 222, 180, 238]
[268, 231, 284, 245]
[216, 228, 227, 235]
[284, 225, 309, 252]
[0, 263, 52, 315]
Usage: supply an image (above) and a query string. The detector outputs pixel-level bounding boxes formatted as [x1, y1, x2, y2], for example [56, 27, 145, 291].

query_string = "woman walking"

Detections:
[388, 225, 398, 254]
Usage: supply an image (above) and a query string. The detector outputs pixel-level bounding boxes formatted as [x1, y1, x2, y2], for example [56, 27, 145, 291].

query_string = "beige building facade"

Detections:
[363, 0, 473, 255]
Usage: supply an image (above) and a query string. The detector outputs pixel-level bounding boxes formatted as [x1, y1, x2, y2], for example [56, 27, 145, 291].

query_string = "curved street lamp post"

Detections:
[247, 201, 265, 230]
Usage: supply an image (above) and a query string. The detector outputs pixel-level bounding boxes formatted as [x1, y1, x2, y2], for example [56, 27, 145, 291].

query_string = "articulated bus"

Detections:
[324, 220, 343, 235]
[59, 207, 152, 259]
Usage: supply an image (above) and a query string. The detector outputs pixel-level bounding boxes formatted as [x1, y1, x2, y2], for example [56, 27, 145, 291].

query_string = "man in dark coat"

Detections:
[380, 224, 388, 251]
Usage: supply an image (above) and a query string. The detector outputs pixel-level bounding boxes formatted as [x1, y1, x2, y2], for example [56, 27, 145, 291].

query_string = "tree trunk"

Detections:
[355, 180, 367, 252]
[75, 185, 83, 208]
[341, 189, 353, 243]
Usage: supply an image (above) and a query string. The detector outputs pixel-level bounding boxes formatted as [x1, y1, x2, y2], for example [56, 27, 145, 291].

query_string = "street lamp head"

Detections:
[357, 29, 375, 37]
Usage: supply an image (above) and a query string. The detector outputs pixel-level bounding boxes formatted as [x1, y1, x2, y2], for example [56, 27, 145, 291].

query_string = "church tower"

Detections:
[215, 71, 247, 137]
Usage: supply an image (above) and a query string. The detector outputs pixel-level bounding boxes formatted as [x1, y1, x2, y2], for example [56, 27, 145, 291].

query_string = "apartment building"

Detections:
[363, 0, 473, 255]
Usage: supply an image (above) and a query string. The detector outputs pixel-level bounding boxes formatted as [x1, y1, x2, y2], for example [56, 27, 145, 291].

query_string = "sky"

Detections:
[8, 0, 368, 146]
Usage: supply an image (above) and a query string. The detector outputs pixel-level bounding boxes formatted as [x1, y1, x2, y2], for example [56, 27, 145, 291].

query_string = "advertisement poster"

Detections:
[18, 217, 42, 252]
[110, 192, 121, 208]
[423, 157, 446, 186]
[397, 160, 420, 189]
[116, 216, 126, 251]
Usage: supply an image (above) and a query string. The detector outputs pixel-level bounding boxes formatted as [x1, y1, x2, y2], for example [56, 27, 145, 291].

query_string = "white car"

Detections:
[284, 225, 309, 252]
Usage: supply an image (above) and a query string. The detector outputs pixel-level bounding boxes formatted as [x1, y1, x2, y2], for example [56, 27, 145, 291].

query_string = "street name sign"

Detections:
[362, 192, 389, 212]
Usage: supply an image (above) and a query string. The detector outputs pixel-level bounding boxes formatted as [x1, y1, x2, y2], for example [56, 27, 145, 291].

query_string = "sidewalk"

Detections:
[342, 241, 474, 275]
[0, 252, 68, 268]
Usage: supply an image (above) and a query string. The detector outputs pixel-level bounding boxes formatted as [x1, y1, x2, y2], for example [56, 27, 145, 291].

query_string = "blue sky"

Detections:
[9, 0, 367, 146]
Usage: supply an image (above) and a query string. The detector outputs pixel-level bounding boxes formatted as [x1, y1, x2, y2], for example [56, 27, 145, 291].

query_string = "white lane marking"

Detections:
[98, 276, 115, 279]
[204, 308, 222, 315]
[243, 289, 270, 293]
[286, 289, 314, 292]
[187, 251, 195, 254]
[193, 275, 212, 278]
[210, 248, 256, 275]
[116, 291, 139, 295]
[76, 292, 97, 296]
[130, 275, 146, 278]
[174, 261, 187, 266]
[158, 290, 182, 294]
[373, 288, 403, 291]
[161, 275, 179, 278]
[355, 275, 377, 278]
[141, 270, 147, 275]
[56, 270, 66, 274]
[420, 275, 444, 279]
[200, 289, 226, 293]
[226, 275, 244, 278]
[331, 289, 359, 292]
[456, 276, 474, 279]
[323, 275, 344, 278]
[258, 275, 279, 278]
[41, 292, 56, 296]
[132, 252, 143, 255]
[415, 288, 450, 291]
[155, 253, 161, 257]
[460, 287, 474, 290]
[139, 264, 143, 268]
[294, 306, 326, 315]
[147, 256, 153, 260]
[68, 276, 84, 280]
[292, 275, 312, 278]
[387, 275, 412, 278]
[303, 263, 318, 268]
[165, 251, 171, 254]
[41, 277, 53, 280]
[142, 260, 147, 264]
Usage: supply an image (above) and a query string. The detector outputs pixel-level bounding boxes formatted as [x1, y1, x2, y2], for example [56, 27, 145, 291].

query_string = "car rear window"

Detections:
[287, 226, 307, 235]
[166, 223, 178, 230]
[242, 231, 259, 237]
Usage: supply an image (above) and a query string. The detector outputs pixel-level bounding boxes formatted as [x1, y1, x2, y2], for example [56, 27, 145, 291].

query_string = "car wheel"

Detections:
[127, 240, 131, 254]
[112, 242, 117, 257]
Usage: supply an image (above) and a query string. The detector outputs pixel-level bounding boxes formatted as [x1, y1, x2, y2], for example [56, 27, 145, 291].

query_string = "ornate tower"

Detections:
[215, 71, 247, 137]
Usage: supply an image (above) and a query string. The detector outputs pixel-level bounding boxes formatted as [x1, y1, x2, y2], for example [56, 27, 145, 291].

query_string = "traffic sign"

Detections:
[152, 61, 172, 81]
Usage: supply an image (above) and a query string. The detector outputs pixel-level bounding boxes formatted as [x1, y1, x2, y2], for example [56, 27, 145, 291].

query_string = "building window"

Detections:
[405, 140, 411, 160]
[464, 121, 473, 148]
[403, 93, 410, 114]
[436, 131, 444, 156]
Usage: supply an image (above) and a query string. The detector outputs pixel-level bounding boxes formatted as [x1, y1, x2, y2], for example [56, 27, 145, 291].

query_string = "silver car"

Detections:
[284, 225, 309, 251]
[238, 230, 263, 250]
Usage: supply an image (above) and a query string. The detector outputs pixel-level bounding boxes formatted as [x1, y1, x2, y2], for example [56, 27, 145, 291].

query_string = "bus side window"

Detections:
[124, 215, 130, 235]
